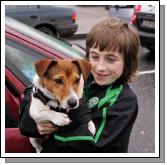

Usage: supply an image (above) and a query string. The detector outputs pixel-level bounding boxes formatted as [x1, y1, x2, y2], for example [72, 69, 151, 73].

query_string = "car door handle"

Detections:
[30, 15, 38, 19]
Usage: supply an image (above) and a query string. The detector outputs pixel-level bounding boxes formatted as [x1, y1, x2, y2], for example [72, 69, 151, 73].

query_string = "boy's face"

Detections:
[89, 47, 124, 85]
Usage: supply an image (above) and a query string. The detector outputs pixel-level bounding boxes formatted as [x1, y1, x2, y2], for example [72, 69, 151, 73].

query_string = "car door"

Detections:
[108, 5, 135, 23]
[5, 5, 40, 27]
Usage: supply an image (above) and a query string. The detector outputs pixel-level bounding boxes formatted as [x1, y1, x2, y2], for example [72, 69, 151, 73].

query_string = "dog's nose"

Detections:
[67, 98, 77, 108]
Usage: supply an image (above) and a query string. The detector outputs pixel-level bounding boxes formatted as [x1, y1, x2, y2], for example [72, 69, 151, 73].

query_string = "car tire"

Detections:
[37, 27, 58, 37]
[60, 32, 75, 37]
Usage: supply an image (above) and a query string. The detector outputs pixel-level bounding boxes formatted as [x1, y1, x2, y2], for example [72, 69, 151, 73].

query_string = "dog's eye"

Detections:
[55, 79, 63, 84]
[75, 78, 80, 84]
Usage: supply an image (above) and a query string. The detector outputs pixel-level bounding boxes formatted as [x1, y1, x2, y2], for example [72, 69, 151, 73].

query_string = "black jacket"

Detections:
[19, 75, 138, 153]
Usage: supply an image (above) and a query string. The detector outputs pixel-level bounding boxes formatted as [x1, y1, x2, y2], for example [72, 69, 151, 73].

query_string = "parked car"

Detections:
[5, 16, 86, 152]
[108, 5, 135, 23]
[130, 5, 155, 52]
[5, 16, 85, 128]
[5, 5, 78, 37]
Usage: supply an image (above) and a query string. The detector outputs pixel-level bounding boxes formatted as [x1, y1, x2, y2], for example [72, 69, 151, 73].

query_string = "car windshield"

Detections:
[6, 39, 47, 81]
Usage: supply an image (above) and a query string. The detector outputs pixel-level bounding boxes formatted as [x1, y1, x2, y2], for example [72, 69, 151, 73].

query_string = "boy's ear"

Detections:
[72, 59, 92, 80]
[34, 59, 57, 77]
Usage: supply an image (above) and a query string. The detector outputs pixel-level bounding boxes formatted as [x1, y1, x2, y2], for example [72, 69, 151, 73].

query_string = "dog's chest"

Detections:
[47, 100, 59, 109]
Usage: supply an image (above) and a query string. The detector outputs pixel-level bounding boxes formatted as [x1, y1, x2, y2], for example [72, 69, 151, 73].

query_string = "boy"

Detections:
[19, 17, 140, 152]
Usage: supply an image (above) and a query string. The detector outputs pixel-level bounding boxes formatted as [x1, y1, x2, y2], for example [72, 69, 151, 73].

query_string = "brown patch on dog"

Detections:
[34, 59, 91, 105]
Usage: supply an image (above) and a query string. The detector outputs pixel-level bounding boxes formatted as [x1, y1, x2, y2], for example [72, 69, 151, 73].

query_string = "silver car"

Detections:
[5, 5, 78, 37]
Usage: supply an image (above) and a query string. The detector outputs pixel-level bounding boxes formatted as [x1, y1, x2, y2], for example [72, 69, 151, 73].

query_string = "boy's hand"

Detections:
[37, 121, 58, 135]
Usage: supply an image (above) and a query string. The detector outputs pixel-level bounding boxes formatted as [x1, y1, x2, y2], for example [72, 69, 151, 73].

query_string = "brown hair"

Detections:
[86, 17, 140, 82]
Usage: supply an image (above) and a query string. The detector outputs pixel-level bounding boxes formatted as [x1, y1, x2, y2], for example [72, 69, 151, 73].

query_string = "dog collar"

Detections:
[33, 87, 52, 105]
[32, 86, 67, 113]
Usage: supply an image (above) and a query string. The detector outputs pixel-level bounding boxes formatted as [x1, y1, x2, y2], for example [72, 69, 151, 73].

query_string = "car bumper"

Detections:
[56, 24, 78, 36]
[138, 30, 155, 50]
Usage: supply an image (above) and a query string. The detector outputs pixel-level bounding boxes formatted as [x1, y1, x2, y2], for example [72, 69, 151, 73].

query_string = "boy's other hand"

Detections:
[37, 121, 58, 135]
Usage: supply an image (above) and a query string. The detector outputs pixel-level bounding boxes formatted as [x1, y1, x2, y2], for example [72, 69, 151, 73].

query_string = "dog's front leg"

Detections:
[31, 109, 71, 126]
[30, 97, 71, 126]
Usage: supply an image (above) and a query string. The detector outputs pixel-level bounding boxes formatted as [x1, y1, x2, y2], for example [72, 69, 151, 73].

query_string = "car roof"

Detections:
[5, 16, 84, 59]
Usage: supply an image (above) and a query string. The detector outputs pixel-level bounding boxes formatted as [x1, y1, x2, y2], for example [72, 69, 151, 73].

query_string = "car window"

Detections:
[6, 39, 47, 81]
[6, 16, 84, 59]
[109, 5, 135, 23]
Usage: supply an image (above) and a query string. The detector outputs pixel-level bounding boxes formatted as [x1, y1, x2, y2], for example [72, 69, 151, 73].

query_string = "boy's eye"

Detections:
[91, 55, 99, 60]
[107, 58, 115, 63]
[55, 79, 63, 84]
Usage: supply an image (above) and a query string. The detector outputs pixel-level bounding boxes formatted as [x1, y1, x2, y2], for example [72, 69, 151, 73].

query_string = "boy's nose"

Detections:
[96, 61, 106, 71]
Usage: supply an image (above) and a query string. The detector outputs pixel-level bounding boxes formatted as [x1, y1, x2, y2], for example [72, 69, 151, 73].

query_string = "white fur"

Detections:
[29, 95, 70, 125]
[47, 100, 59, 109]
[33, 75, 55, 100]
[30, 138, 42, 153]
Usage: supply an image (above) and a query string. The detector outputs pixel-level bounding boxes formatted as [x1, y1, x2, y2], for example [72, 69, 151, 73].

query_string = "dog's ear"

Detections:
[72, 60, 92, 80]
[34, 59, 57, 77]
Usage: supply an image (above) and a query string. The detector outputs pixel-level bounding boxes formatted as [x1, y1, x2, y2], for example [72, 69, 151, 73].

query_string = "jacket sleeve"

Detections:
[57, 87, 138, 153]
[19, 85, 41, 138]
[93, 88, 138, 152]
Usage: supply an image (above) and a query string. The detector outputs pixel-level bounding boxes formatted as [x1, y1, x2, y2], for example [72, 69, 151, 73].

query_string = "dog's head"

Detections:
[34, 58, 91, 110]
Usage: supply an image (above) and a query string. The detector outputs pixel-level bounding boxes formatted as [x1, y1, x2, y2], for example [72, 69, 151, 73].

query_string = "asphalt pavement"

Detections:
[66, 6, 155, 153]
[73, 5, 109, 35]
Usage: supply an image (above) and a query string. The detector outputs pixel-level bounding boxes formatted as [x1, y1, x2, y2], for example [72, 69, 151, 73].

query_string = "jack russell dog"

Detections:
[29, 58, 96, 152]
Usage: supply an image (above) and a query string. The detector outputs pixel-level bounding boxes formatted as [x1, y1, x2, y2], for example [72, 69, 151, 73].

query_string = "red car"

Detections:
[5, 16, 85, 153]
[130, 5, 155, 52]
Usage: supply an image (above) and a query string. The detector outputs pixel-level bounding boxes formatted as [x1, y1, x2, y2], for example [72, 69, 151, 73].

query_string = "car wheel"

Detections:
[37, 27, 58, 37]
[60, 32, 75, 37]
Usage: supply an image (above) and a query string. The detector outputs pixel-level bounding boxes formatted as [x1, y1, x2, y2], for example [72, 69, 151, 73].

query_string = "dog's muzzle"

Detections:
[67, 98, 78, 108]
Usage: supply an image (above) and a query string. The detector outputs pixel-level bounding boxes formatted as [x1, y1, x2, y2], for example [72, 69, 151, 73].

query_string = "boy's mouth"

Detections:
[95, 72, 109, 77]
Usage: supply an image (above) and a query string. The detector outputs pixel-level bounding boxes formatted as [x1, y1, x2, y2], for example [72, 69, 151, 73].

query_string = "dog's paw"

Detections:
[52, 113, 71, 126]
[88, 120, 96, 136]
